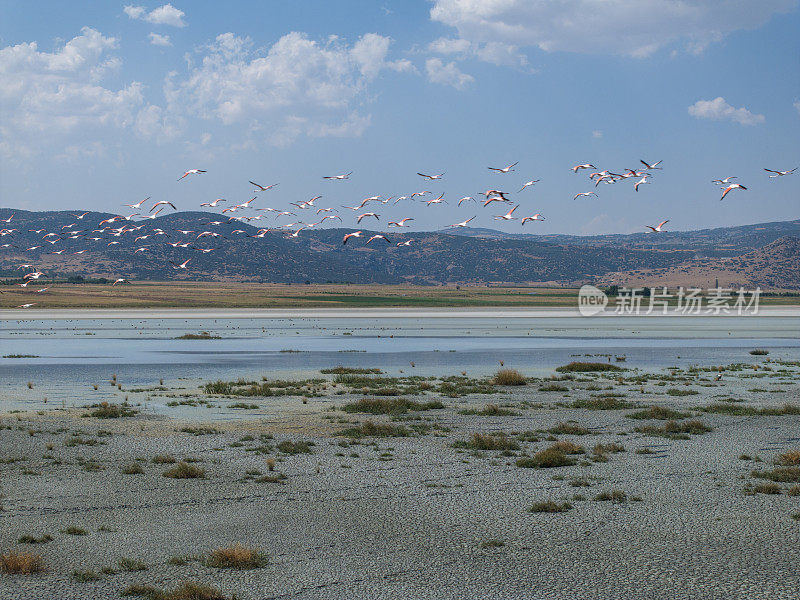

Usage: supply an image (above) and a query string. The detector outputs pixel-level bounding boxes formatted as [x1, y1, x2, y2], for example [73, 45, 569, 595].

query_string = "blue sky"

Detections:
[1, 1, 798, 235]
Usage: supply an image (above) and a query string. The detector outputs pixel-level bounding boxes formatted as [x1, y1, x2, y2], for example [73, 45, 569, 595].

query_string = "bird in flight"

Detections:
[449, 216, 476, 228]
[488, 162, 518, 174]
[151, 200, 176, 212]
[396, 239, 413, 247]
[250, 181, 278, 191]
[640, 159, 663, 170]
[123, 197, 150, 209]
[356, 212, 379, 224]
[634, 176, 651, 192]
[521, 214, 545, 224]
[711, 176, 737, 185]
[494, 205, 519, 221]
[720, 183, 747, 200]
[764, 167, 796, 177]
[171, 258, 191, 269]
[518, 180, 540, 192]
[388, 218, 414, 228]
[645, 219, 669, 232]
[417, 172, 444, 180]
[323, 171, 352, 180]
[112, 278, 130, 286]
[343, 231, 363, 244]
[573, 192, 598, 200]
[572, 164, 596, 173]
[178, 169, 206, 181]
[366, 234, 391, 244]
[200, 199, 226, 207]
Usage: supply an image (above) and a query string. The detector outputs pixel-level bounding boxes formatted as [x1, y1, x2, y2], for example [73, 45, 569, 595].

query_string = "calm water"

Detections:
[2, 314, 799, 415]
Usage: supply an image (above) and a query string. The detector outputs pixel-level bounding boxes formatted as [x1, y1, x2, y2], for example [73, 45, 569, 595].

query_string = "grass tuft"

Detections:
[206, 545, 268, 570]
[1, 551, 44, 574]
[163, 462, 206, 479]
[493, 369, 526, 386]
[556, 362, 623, 373]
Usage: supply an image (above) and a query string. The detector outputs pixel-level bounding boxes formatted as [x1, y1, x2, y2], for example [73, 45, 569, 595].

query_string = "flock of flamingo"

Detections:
[0, 161, 796, 308]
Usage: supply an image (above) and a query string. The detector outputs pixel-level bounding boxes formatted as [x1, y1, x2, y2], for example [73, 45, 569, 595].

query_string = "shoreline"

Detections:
[3, 305, 800, 320]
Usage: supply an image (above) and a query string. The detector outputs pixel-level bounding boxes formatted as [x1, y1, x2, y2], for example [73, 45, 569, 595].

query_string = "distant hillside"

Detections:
[596, 237, 800, 290]
[1, 209, 798, 289]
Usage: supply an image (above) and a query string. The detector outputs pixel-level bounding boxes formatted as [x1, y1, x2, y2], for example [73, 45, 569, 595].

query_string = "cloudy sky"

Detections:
[1, 1, 798, 234]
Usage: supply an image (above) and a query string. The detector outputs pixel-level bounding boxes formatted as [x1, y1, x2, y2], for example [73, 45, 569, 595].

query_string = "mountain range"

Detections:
[1, 209, 798, 289]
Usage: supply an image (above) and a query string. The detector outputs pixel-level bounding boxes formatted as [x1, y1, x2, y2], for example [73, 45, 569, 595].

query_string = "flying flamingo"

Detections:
[711, 176, 737, 185]
[367, 234, 391, 244]
[1, 213, 15, 223]
[200, 199, 226, 207]
[343, 231, 363, 244]
[494, 205, 518, 221]
[573, 192, 598, 200]
[640, 159, 663, 170]
[417, 172, 444, 180]
[449, 216, 476, 228]
[572, 164, 596, 173]
[521, 214, 545, 224]
[518, 180, 540, 192]
[388, 218, 414, 227]
[645, 220, 669, 232]
[151, 201, 176, 212]
[634, 176, 651, 192]
[396, 239, 413, 247]
[123, 198, 150, 209]
[764, 168, 796, 177]
[250, 181, 278, 191]
[178, 169, 206, 181]
[112, 278, 130, 286]
[488, 162, 518, 173]
[171, 258, 191, 269]
[323, 171, 352, 180]
[720, 183, 747, 200]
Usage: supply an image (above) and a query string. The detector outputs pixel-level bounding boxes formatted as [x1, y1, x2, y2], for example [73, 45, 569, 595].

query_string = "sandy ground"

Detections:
[1, 363, 799, 599]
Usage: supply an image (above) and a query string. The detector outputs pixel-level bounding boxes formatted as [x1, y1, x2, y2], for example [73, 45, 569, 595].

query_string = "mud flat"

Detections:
[2, 361, 799, 599]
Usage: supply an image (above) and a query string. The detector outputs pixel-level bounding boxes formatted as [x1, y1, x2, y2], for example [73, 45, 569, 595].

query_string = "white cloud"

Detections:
[167, 31, 410, 144]
[592, 130, 603, 139]
[124, 4, 186, 27]
[0, 27, 154, 158]
[427, 36, 528, 68]
[430, 0, 798, 57]
[425, 57, 474, 89]
[148, 32, 172, 46]
[688, 97, 765, 126]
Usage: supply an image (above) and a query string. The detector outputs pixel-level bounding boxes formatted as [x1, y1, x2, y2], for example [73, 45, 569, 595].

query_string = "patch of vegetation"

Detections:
[63, 526, 88, 536]
[179, 426, 220, 436]
[0, 551, 43, 574]
[493, 369, 526, 386]
[572, 396, 637, 410]
[83, 401, 138, 418]
[547, 422, 591, 436]
[151, 455, 176, 464]
[276, 440, 314, 455]
[337, 421, 411, 438]
[206, 545, 268, 570]
[556, 362, 623, 373]
[452, 433, 519, 452]
[516, 444, 579, 469]
[122, 463, 145, 475]
[204, 377, 325, 398]
[749, 349, 769, 356]
[229, 403, 259, 409]
[17, 534, 53, 545]
[666, 388, 698, 397]
[776, 450, 800, 466]
[539, 384, 569, 392]
[459, 404, 519, 416]
[342, 397, 444, 415]
[3, 354, 39, 358]
[321, 366, 382, 374]
[627, 406, 691, 420]
[163, 462, 206, 479]
[751, 466, 800, 483]
[436, 376, 497, 397]
[122, 582, 233, 600]
[176, 331, 221, 340]
[634, 420, 712, 439]
[118, 558, 148, 572]
[594, 489, 627, 503]
[72, 570, 102, 582]
[696, 404, 800, 416]
[529, 500, 573, 513]
[750, 483, 782, 495]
